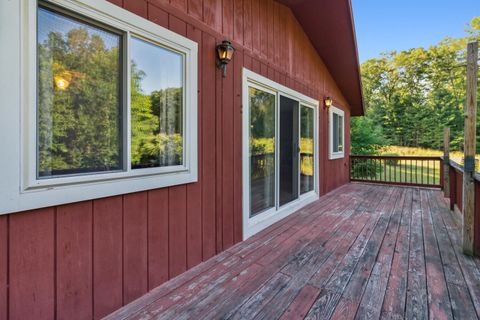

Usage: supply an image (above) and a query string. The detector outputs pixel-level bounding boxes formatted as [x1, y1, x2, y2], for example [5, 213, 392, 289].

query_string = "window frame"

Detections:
[0, 0, 198, 214]
[329, 105, 345, 159]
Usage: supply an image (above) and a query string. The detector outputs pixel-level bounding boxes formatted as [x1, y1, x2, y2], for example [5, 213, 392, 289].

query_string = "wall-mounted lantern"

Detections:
[216, 40, 235, 78]
[324, 96, 333, 109]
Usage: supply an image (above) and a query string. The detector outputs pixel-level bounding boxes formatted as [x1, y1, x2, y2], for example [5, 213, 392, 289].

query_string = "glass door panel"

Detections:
[300, 106, 315, 194]
[249, 87, 276, 217]
[279, 96, 299, 206]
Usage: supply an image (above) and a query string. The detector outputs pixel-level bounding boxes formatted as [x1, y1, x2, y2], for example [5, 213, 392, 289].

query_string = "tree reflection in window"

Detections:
[130, 37, 184, 169]
[249, 87, 276, 217]
[37, 5, 123, 177]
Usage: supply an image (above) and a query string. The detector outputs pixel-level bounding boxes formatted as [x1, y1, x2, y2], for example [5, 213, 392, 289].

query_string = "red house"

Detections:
[0, 0, 363, 318]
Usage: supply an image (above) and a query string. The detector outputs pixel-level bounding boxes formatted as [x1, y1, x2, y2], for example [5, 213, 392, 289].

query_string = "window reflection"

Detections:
[37, 5, 123, 177]
[130, 37, 184, 169]
[300, 106, 314, 194]
[249, 87, 276, 217]
[332, 113, 344, 153]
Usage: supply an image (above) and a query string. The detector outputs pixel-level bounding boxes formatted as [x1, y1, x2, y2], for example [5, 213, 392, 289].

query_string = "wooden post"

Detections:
[443, 127, 450, 198]
[462, 41, 478, 255]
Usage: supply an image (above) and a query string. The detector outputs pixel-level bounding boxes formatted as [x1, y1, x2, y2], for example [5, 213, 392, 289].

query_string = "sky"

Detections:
[352, 0, 480, 63]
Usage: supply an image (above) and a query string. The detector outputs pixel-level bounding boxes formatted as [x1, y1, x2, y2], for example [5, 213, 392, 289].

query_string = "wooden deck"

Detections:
[106, 183, 480, 320]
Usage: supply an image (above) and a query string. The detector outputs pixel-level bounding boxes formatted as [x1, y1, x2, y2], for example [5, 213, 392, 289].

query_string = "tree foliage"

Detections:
[38, 24, 183, 176]
[355, 17, 480, 154]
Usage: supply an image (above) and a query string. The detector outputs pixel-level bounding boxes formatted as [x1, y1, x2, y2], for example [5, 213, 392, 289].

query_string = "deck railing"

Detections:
[350, 155, 443, 188]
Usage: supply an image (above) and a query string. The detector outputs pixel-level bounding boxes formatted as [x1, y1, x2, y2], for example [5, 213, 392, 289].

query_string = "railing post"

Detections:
[443, 128, 450, 197]
[450, 166, 456, 211]
[462, 41, 478, 255]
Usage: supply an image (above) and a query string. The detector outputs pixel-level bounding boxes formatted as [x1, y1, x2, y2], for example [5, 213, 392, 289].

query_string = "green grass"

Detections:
[380, 146, 480, 166]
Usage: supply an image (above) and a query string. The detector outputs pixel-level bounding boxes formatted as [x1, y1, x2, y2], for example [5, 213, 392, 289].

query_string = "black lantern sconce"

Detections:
[216, 40, 235, 78]
[324, 96, 333, 109]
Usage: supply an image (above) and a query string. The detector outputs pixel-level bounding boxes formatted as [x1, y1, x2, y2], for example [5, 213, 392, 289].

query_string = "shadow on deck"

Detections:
[106, 183, 480, 320]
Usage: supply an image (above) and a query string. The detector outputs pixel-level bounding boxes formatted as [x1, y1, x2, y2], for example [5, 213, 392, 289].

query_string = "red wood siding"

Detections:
[0, 0, 354, 318]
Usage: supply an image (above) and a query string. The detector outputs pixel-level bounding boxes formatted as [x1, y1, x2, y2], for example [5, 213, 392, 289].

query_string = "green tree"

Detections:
[350, 117, 388, 155]
[354, 16, 480, 154]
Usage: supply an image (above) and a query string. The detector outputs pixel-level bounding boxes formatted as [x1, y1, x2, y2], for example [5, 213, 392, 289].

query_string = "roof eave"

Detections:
[279, 0, 364, 116]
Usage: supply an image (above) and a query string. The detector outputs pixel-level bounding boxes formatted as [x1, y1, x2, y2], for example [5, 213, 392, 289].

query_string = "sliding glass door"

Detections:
[243, 69, 318, 238]
[248, 88, 316, 216]
[279, 96, 300, 206]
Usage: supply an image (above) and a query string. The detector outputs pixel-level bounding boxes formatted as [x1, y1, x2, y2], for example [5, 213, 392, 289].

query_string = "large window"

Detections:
[0, 0, 197, 214]
[37, 5, 124, 178]
[329, 106, 345, 159]
[243, 69, 319, 239]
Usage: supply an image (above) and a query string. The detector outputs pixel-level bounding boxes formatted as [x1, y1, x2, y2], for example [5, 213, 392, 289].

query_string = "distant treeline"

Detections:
[351, 17, 480, 155]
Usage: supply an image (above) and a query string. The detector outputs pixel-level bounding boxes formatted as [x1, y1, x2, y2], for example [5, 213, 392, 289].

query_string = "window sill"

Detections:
[1, 169, 198, 215]
[329, 153, 345, 160]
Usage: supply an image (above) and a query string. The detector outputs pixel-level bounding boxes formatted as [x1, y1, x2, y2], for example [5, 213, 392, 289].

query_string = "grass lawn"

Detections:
[380, 146, 480, 167]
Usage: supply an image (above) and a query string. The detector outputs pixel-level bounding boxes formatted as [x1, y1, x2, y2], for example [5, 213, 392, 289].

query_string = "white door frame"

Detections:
[242, 68, 320, 240]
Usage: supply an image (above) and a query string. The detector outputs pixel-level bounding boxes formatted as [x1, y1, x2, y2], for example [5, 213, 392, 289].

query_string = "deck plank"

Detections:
[305, 187, 398, 319]
[420, 189, 454, 320]
[405, 188, 428, 319]
[430, 190, 480, 319]
[381, 188, 413, 319]
[328, 187, 404, 319]
[355, 187, 407, 319]
[159, 186, 376, 319]
[105, 184, 480, 320]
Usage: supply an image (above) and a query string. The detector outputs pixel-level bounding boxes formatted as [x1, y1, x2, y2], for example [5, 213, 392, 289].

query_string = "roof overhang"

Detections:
[279, 0, 364, 116]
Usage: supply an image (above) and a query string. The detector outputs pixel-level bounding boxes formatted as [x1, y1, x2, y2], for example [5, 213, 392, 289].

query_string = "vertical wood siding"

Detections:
[0, 0, 353, 318]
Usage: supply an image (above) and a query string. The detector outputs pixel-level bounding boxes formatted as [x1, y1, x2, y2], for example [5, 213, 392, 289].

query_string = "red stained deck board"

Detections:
[328, 188, 403, 319]
[280, 285, 320, 320]
[355, 189, 407, 319]
[429, 191, 480, 318]
[420, 189, 454, 319]
[104, 184, 480, 319]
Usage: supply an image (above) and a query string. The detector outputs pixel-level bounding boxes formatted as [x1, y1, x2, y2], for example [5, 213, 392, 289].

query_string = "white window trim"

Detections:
[329, 105, 345, 160]
[0, 0, 198, 214]
[242, 68, 320, 240]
